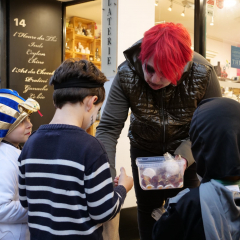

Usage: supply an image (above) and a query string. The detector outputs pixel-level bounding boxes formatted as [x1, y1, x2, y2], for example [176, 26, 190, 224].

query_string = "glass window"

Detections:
[206, 0, 240, 101]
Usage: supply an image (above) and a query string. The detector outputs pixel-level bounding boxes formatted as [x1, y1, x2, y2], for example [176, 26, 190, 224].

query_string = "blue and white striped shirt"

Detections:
[18, 124, 126, 240]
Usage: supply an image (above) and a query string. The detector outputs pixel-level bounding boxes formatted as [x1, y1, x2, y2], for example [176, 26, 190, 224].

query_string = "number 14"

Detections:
[14, 18, 26, 27]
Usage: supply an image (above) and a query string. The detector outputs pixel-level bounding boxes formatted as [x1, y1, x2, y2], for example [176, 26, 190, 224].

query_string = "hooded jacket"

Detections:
[153, 98, 240, 240]
[96, 39, 222, 178]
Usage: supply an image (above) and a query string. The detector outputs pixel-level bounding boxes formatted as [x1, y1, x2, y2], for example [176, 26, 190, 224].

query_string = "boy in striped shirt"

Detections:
[18, 59, 133, 240]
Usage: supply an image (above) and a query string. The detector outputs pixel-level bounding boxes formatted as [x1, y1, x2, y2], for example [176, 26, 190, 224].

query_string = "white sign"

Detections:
[102, 0, 118, 78]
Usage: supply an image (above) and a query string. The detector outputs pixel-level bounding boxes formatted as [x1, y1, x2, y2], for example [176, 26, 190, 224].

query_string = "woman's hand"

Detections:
[175, 155, 187, 171]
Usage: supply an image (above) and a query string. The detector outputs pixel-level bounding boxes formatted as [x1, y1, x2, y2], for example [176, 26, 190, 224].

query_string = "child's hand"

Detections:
[114, 176, 120, 186]
[175, 155, 187, 171]
[118, 167, 133, 193]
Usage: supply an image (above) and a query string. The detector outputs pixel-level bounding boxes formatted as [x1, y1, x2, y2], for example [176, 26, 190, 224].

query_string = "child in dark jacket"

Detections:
[153, 97, 240, 240]
[18, 59, 133, 240]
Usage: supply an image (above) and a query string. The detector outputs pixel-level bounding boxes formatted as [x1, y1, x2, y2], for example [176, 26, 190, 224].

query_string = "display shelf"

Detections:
[86, 120, 100, 136]
[219, 80, 240, 89]
[74, 52, 91, 56]
[66, 27, 74, 33]
[65, 16, 101, 71]
[91, 61, 101, 65]
[75, 34, 94, 41]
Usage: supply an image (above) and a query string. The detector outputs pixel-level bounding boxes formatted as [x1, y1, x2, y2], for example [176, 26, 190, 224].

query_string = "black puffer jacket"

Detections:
[96, 39, 222, 178]
[120, 40, 210, 154]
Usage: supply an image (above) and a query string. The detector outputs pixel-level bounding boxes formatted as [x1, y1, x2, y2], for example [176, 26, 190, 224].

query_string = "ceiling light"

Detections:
[181, 6, 186, 16]
[155, 2, 158, 6]
[224, 0, 237, 7]
[168, 0, 173, 11]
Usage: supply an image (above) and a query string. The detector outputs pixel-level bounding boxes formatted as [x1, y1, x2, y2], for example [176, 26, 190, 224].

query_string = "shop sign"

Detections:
[102, 0, 118, 77]
[231, 46, 240, 69]
[8, 0, 62, 129]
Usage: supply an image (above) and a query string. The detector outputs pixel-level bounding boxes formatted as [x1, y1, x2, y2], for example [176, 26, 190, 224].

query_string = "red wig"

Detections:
[139, 23, 193, 85]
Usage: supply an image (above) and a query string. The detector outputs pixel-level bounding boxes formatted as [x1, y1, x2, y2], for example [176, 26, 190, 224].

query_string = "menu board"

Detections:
[8, 0, 62, 130]
[231, 46, 240, 69]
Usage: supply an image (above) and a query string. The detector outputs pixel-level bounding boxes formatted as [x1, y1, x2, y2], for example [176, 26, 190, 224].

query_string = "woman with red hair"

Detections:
[139, 23, 193, 87]
[97, 23, 222, 240]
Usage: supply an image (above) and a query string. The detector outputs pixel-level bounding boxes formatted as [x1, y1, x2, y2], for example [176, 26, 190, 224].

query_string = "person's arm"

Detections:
[96, 72, 129, 178]
[152, 205, 184, 240]
[174, 67, 222, 167]
[0, 156, 28, 224]
[84, 153, 127, 224]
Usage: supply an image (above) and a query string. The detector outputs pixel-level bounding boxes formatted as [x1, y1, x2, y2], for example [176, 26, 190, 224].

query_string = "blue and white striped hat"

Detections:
[0, 89, 40, 141]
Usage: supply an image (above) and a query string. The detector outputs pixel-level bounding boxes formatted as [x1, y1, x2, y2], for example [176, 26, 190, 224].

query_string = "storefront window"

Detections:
[65, 0, 102, 71]
[155, 0, 194, 44]
[206, 0, 240, 101]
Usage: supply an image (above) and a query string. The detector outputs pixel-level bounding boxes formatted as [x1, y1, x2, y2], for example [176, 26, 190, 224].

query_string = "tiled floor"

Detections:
[119, 207, 140, 240]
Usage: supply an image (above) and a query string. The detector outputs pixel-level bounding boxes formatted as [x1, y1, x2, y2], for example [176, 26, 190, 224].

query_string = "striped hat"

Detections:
[0, 89, 40, 142]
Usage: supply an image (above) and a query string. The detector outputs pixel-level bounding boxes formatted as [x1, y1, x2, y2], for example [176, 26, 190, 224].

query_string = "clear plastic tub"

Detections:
[136, 156, 185, 190]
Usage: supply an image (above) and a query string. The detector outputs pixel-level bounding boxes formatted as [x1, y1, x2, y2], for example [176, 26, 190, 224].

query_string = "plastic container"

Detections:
[136, 156, 185, 190]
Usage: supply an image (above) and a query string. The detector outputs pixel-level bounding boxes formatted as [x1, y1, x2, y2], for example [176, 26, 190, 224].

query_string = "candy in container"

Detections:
[136, 153, 185, 190]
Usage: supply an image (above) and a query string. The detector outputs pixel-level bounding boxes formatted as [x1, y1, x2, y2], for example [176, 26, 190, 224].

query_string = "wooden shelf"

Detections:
[72, 16, 95, 25]
[74, 51, 91, 56]
[65, 16, 102, 78]
[91, 61, 101, 64]
[86, 121, 100, 136]
[75, 34, 94, 41]
[66, 27, 74, 33]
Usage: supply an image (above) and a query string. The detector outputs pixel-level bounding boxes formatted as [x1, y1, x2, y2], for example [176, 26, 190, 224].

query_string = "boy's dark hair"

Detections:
[49, 59, 108, 109]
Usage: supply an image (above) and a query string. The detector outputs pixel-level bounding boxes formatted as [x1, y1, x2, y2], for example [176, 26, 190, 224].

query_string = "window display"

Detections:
[65, 16, 101, 70]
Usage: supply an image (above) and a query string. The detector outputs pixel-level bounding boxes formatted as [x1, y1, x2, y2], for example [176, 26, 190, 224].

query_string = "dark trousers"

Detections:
[130, 146, 200, 240]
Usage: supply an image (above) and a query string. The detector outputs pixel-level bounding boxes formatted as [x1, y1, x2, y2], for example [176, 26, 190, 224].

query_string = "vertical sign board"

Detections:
[231, 46, 240, 69]
[101, 0, 118, 111]
[8, 0, 62, 130]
